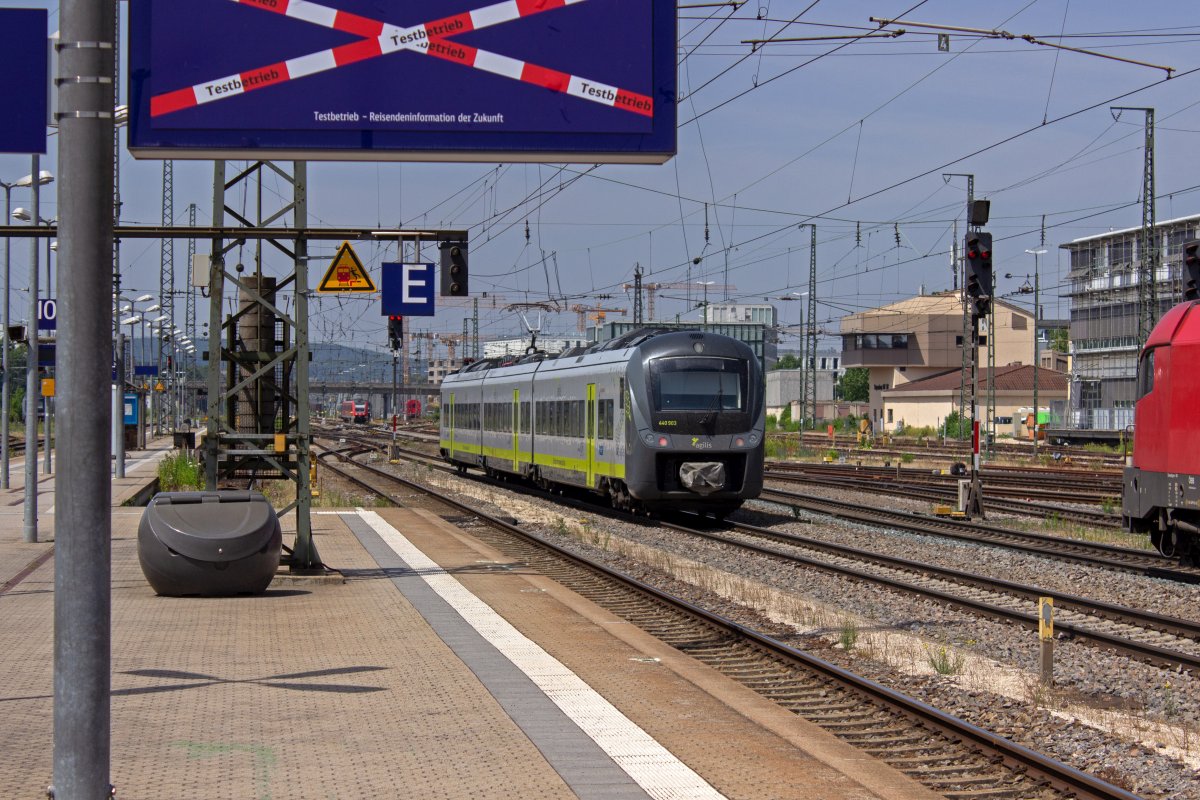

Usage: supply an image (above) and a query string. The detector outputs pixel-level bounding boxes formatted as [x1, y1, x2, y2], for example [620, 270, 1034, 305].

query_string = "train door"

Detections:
[512, 388, 520, 471]
[448, 393, 455, 456]
[586, 383, 596, 488]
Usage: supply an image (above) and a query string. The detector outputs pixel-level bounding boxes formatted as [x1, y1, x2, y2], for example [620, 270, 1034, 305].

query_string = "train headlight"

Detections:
[643, 432, 657, 446]
[658, 436, 669, 447]
[748, 433, 760, 445]
[693, 342, 705, 353]
[735, 437, 745, 447]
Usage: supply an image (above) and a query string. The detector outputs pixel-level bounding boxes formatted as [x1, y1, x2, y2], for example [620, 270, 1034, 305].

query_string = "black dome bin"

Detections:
[138, 491, 282, 596]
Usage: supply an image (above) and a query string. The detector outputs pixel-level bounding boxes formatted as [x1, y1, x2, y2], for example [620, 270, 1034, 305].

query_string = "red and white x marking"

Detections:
[151, 0, 653, 118]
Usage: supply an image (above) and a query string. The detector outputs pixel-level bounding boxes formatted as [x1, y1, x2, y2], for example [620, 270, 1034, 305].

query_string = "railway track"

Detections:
[665, 515, 1200, 672]
[767, 461, 1122, 497]
[763, 469, 1123, 528]
[313, 440, 1142, 800]
[786, 432, 1126, 469]
[336, 433, 1185, 582]
[756, 486, 1188, 579]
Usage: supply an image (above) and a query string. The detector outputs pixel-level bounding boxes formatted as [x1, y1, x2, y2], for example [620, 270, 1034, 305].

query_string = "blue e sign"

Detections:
[381, 263, 436, 317]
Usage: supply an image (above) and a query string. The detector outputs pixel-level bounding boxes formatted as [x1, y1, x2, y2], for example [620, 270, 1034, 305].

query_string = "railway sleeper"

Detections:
[778, 698, 863, 711]
[888, 752, 980, 765]
[841, 731, 929, 746]
[919, 772, 1010, 786]
[940, 786, 1033, 800]
[812, 718, 895, 731]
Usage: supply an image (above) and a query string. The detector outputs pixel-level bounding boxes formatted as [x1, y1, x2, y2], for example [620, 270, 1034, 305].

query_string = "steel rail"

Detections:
[757, 487, 1192, 580]
[763, 472, 1122, 528]
[657, 516, 1200, 671]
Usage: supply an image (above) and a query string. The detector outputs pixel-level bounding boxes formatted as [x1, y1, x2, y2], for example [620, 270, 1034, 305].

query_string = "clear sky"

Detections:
[2, 0, 1198, 361]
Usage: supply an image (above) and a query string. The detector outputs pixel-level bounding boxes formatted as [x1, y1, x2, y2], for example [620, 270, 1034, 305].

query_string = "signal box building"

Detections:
[839, 291, 1035, 431]
[1060, 213, 1200, 434]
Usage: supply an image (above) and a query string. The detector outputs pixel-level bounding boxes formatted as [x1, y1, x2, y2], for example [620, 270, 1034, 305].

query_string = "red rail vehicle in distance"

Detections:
[338, 400, 370, 425]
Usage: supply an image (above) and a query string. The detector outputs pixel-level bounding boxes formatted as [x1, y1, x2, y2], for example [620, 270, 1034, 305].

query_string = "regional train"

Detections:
[1122, 299, 1200, 563]
[439, 328, 765, 516]
[338, 400, 370, 425]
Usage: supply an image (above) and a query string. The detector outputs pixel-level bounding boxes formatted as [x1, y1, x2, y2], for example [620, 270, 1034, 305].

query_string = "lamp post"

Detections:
[0, 170, 51, 489]
[113, 291, 153, 472]
[21, 155, 51, 543]
[12, 208, 57, 476]
[118, 305, 146, 452]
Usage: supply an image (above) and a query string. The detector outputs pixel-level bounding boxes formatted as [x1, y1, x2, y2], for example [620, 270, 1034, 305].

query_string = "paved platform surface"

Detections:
[0, 449, 941, 799]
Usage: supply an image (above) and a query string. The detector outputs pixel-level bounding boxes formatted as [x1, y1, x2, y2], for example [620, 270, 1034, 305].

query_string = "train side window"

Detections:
[619, 378, 625, 408]
[1137, 348, 1156, 399]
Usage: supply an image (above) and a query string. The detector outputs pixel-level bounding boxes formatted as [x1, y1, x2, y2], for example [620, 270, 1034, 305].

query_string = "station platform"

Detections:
[0, 446, 940, 799]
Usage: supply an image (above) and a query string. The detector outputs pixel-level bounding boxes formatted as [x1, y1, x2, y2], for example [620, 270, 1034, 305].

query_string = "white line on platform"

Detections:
[355, 508, 726, 800]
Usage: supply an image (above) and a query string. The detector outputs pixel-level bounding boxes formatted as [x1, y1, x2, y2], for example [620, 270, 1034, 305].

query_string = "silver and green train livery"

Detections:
[439, 328, 764, 516]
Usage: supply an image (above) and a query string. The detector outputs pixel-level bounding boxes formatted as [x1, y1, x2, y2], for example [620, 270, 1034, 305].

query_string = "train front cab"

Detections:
[1123, 300, 1200, 562]
[620, 333, 765, 515]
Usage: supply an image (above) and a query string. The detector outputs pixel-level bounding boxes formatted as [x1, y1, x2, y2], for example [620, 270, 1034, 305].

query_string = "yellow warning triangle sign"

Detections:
[317, 241, 376, 293]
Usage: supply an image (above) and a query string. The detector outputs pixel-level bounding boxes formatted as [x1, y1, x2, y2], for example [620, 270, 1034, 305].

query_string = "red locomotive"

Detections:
[404, 398, 422, 420]
[1123, 299, 1200, 563]
[338, 400, 370, 425]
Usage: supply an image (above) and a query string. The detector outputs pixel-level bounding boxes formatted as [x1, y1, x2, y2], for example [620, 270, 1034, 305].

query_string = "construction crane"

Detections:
[570, 305, 626, 333]
[621, 281, 735, 322]
[410, 331, 466, 368]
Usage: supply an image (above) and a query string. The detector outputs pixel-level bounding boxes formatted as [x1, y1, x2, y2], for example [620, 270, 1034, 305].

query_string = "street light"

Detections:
[16, 165, 52, 542]
[0, 172, 50, 489]
[12, 208, 57, 293]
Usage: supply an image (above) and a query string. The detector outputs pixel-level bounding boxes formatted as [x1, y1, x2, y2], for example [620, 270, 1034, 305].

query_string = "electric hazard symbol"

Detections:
[318, 241, 376, 292]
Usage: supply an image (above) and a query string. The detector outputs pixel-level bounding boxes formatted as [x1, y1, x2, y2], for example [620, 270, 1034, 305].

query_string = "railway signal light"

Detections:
[1184, 240, 1200, 301]
[387, 315, 403, 351]
[440, 241, 468, 297]
[964, 232, 994, 316]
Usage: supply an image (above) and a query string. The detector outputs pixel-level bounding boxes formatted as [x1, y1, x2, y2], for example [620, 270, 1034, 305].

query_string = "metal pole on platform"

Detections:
[44, 233, 53, 475]
[23, 154, 40, 543]
[113, 333, 124, 478]
[53, 0, 115, 795]
[1, 179, 14, 490]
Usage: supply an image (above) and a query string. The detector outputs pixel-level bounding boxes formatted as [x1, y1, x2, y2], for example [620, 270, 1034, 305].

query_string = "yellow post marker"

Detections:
[310, 449, 319, 497]
[1038, 597, 1054, 685]
[274, 433, 287, 453]
[40, 378, 55, 397]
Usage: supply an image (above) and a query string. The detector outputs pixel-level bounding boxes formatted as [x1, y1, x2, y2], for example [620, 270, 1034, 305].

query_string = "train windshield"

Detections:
[650, 357, 747, 411]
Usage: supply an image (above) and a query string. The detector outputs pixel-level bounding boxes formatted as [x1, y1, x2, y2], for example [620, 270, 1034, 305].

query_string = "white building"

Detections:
[703, 303, 778, 326]
[484, 337, 590, 358]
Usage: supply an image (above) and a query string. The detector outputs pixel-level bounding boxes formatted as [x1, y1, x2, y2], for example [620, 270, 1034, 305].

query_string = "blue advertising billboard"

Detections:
[127, 0, 676, 163]
[0, 9, 49, 155]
